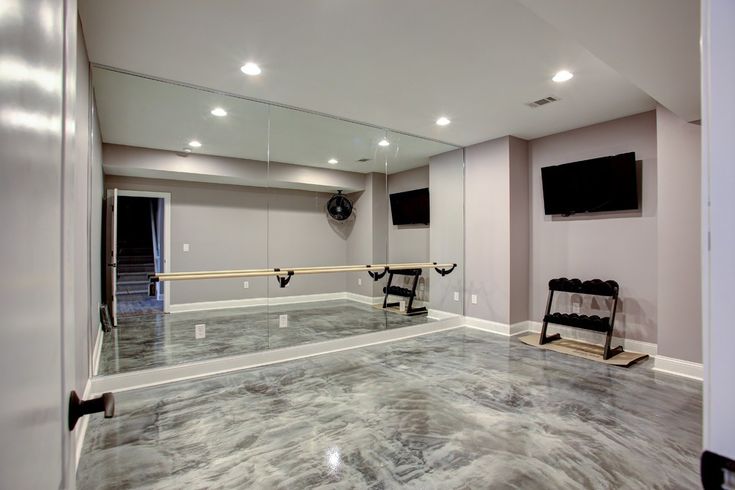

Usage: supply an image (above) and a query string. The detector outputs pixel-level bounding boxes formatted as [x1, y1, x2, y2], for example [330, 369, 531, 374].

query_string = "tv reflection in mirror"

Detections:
[541, 152, 638, 216]
[390, 188, 430, 225]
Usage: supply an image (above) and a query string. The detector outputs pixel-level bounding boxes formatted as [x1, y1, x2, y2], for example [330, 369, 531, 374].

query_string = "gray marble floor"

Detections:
[80, 328, 702, 489]
[100, 300, 436, 375]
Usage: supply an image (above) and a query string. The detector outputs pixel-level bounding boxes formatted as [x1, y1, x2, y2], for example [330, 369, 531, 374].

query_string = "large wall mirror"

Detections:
[91, 67, 464, 383]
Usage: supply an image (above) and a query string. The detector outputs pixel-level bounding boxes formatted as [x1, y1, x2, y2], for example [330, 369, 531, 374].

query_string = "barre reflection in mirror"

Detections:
[150, 262, 457, 282]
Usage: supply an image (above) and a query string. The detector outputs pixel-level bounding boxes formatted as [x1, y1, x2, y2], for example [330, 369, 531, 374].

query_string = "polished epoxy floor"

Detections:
[80, 328, 701, 489]
[100, 300, 436, 375]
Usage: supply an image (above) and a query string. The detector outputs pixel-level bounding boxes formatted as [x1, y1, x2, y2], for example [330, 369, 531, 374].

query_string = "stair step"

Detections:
[116, 289, 149, 296]
[117, 264, 155, 273]
[118, 279, 149, 286]
[118, 246, 152, 254]
[118, 255, 154, 264]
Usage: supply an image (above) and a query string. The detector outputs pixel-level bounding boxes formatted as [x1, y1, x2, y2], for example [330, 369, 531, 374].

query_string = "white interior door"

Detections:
[106, 188, 119, 326]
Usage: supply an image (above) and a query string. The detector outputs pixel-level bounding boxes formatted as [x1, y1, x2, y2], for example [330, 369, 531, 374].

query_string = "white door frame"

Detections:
[112, 190, 172, 313]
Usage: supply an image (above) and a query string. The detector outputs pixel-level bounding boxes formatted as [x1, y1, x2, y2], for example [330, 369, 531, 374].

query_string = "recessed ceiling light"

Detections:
[240, 62, 262, 76]
[378, 138, 390, 147]
[552, 70, 574, 82]
[328, 158, 338, 164]
[188, 140, 202, 148]
[436, 116, 451, 126]
[211, 107, 227, 117]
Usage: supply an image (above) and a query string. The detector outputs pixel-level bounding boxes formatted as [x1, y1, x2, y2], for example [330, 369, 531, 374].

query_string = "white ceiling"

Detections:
[80, 0, 699, 147]
[92, 67, 456, 174]
[518, 0, 700, 123]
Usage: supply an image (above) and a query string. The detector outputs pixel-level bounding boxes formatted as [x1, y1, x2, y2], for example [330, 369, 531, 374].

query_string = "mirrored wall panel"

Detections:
[90, 67, 464, 380]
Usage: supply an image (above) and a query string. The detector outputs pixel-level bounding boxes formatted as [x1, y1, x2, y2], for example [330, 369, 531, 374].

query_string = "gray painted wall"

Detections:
[104, 175, 353, 304]
[509, 137, 530, 324]
[370, 173, 389, 297]
[465, 137, 512, 323]
[75, 22, 104, 401]
[388, 167, 431, 301]
[345, 180, 376, 297]
[656, 105, 701, 362]
[529, 111, 658, 342]
[429, 149, 465, 315]
[344, 172, 390, 298]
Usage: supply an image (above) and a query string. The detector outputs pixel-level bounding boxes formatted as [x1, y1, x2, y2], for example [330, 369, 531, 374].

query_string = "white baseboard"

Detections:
[91, 315, 464, 394]
[91, 323, 103, 377]
[343, 292, 384, 305]
[169, 292, 350, 313]
[428, 309, 460, 320]
[525, 321, 658, 356]
[653, 355, 703, 381]
[463, 316, 515, 336]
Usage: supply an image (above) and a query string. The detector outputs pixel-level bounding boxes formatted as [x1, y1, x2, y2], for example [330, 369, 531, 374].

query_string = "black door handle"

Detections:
[68, 391, 115, 430]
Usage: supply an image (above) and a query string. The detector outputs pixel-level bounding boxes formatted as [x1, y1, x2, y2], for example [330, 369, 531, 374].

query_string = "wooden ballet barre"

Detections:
[149, 262, 457, 290]
[158, 262, 435, 278]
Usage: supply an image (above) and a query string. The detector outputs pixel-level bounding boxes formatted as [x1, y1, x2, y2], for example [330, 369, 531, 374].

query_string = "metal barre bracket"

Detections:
[274, 268, 294, 288]
[434, 263, 457, 276]
[367, 265, 389, 281]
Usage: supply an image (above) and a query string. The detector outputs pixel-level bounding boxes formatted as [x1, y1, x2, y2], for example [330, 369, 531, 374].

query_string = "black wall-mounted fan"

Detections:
[326, 190, 353, 221]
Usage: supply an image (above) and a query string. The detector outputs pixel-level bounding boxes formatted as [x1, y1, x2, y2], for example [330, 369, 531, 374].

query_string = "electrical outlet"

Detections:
[279, 314, 288, 328]
[358, 278, 362, 286]
[195, 324, 206, 339]
[243, 281, 249, 289]
[471, 294, 478, 304]
[453, 291, 460, 302]
[183, 243, 190, 252]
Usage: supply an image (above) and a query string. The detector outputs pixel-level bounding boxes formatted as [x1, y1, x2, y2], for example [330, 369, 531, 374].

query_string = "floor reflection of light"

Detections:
[325, 446, 341, 475]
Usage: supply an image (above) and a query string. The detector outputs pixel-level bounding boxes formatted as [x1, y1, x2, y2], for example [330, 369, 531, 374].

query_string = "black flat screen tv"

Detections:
[541, 152, 638, 216]
[390, 188, 430, 225]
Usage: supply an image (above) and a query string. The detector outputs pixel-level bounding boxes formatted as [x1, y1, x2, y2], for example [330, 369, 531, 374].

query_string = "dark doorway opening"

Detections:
[116, 196, 164, 317]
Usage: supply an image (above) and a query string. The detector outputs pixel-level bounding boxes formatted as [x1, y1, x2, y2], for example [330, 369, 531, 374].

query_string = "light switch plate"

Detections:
[471, 294, 478, 304]
[183, 243, 190, 252]
[279, 315, 288, 328]
[453, 291, 460, 301]
[243, 281, 249, 289]
[195, 324, 205, 339]
[358, 278, 362, 286]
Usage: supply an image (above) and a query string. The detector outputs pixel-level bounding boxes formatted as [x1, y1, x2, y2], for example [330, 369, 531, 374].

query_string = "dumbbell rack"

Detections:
[539, 277, 623, 360]
[381, 268, 427, 316]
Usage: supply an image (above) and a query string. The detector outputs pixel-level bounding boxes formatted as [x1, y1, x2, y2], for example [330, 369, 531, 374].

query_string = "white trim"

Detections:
[463, 316, 515, 336]
[654, 355, 704, 381]
[91, 322, 103, 377]
[91, 316, 464, 394]
[115, 189, 171, 313]
[428, 309, 459, 320]
[74, 377, 93, 472]
[168, 292, 356, 313]
[525, 321, 658, 356]
[342, 292, 384, 305]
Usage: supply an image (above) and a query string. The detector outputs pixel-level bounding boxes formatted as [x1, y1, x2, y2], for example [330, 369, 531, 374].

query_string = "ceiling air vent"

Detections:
[527, 96, 560, 108]
[357, 158, 371, 163]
